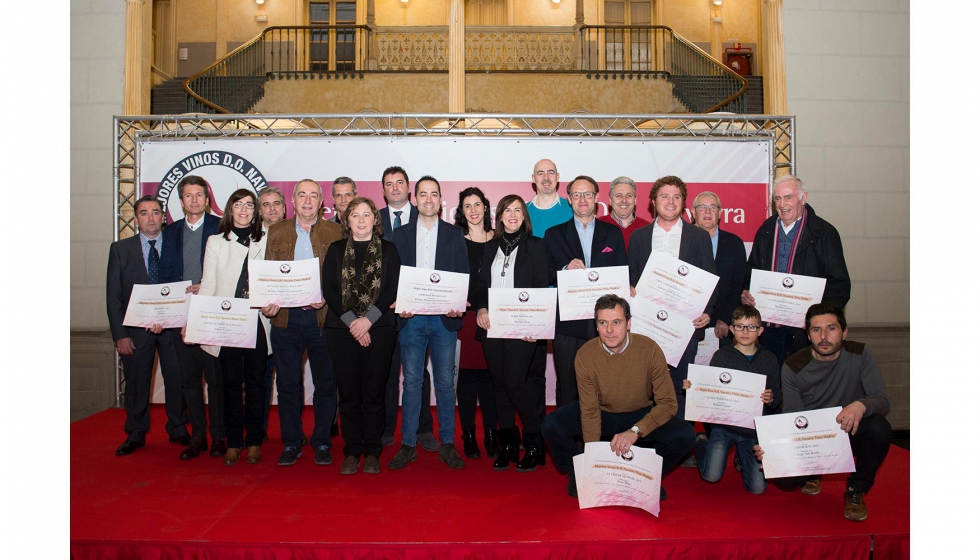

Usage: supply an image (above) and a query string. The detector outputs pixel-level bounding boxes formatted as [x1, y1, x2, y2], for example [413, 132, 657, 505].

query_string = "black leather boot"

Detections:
[484, 428, 500, 459]
[462, 429, 481, 459]
[493, 427, 519, 470]
[516, 432, 543, 472]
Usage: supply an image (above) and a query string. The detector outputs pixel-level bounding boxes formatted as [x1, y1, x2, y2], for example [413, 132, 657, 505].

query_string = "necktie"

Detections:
[393, 210, 403, 229]
[148, 239, 160, 283]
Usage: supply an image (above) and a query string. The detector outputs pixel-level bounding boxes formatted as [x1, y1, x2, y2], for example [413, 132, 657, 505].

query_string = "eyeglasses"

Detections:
[569, 191, 596, 200]
[232, 202, 255, 210]
[731, 324, 761, 332]
[694, 204, 721, 212]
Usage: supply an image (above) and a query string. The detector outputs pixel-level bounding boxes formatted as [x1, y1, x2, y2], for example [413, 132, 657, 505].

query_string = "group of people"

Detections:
[106, 158, 891, 522]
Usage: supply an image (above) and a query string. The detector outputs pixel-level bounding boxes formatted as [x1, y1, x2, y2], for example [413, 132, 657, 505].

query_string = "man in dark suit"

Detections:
[106, 196, 189, 455]
[378, 166, 436, 451]
[388, 175, 469, 470]
[741, 175, 851, 369]
[159, 175, 225, 460]
[628, 175, 717, 420]
[691, 191, 747, 346]
[544, 175, 628, 407]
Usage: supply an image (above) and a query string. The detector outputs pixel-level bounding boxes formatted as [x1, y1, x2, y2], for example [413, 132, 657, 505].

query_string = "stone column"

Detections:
[123, 0, 147, 115]
[448, 0, 465, 113]
[366, 0, 378, 70]
[761, 0, 787, 114]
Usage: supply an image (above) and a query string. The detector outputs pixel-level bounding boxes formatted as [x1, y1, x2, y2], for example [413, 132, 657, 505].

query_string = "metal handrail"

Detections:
[579, 25, 747, 113]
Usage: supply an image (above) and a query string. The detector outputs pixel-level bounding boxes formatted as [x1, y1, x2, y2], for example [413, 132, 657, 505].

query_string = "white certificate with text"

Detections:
[694, 332, 720, 365]
[395, 266, 469, 315]
[634, 254, 719, 320]
[685, 364, 766, 429]
[248, 259, 322, 308]
[487, 288, 557, 340]
[748, 270, 826, 328]
[184, 295, 258, 349]
[629, 297, 696, 367]
[556, 266, 631, 321]
[573, 442, 663, 517]
[122, 281, 193, 328]
[754, 407, 855, 479]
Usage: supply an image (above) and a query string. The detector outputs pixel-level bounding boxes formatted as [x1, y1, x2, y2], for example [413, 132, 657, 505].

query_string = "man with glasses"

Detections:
[691, 191, 746, 347]
[544, 175, 628, 407]
[598, 176, 650, 251]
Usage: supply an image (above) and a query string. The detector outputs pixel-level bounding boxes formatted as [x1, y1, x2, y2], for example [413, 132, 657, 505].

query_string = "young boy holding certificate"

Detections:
[682, 305, 780, 493]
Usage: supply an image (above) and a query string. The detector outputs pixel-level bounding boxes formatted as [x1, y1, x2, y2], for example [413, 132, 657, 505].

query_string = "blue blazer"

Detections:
[391, 218, 469, 332]
[627, 220, 718, 340]
[712, 228, 748, 327]
[544, 217, 628, 339]
[380, 204, 419, 240]
[159, 213, 221, 283]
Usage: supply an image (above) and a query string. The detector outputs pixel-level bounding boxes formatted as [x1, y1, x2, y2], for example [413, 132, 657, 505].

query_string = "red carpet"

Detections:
[71, 405, 909, 559]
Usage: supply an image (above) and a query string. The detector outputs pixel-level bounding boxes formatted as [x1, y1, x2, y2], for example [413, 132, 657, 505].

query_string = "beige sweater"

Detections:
[574, 334, 678, 443]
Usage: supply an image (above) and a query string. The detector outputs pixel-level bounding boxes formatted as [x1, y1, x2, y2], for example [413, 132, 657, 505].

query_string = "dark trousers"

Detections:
[271, 309, 337, 449]
[529, 340, 548, 421]
[457, 368, 497, 432]
[760, 325, 808, 372]
[327, 326, 396, 458]
[175, 335, 224, 441]
[542, 401, 695, 479]
[383, 337, 434, 438]
[263, 353, 275, 431]
[482, 338, 540, 434]
[552, 333, 590, 407]
[773, 413, 892, 494]
[220, 321, 269, 448]
[120, 330, 188, 442]
[668, 337, 699, 420]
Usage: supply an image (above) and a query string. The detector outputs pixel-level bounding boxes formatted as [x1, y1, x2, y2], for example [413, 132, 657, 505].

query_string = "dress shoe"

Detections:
[461, 430, 481, 459]
[340, 455, 360, 475]
[363, 455, 381, 474]
[223, 447, 243, 466]
[169, 434, 192, 446]
[438, 443, 465, 469]
[245, 446, 262, 464]
[115, 440, 144, 456]
[315, 445, 333, 465]
[180, 438, 208, 460]
[388, 445, 417, 470]
[516, 432, 543, 472]
[484, 428, 500, 459]
[209, 438, 228, 458]
[418, 432, 440, 452]
[493, 427, 521, 471]
[278, 446, 302, 466]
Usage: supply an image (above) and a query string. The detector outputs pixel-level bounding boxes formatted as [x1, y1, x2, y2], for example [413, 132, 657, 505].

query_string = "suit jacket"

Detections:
[380, 204, 419, 240]
[106, 235, 156, 348]
[264, 217, 343, 328]
[472, 235, 551, 341]
[159, 213, 221, 283]
[743, 204, 851, 308]
[712, 228, 748, 327]
[391, 218, 469, 331]
[544, 217, 628, 339]
[198, 231, 272, 356]
[628, 220, 718, 339]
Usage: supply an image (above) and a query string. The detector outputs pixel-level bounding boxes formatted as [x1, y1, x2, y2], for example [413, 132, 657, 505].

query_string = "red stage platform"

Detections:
[71, 406, 909, 559]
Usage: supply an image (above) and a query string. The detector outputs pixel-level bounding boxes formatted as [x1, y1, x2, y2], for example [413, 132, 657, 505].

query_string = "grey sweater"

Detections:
[782, 340, 890, 417]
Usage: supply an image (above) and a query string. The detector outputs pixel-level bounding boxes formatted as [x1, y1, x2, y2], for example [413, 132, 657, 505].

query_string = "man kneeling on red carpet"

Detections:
[541, 294, 696, 499]
[753, 303, 891, 522]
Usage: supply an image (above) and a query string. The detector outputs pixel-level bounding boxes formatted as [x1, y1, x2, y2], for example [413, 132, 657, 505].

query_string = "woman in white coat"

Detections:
[197, 188, 272, 466]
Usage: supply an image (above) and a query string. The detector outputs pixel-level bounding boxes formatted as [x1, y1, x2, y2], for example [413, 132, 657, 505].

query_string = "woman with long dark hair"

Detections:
[452, 187, 499, 459]
[322, 197, 401, 474]
[474, 194, 550, 471]
[196, 188, 271, 466]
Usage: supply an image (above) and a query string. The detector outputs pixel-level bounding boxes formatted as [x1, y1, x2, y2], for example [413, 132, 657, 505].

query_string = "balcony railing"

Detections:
[185, 25, 746, 115]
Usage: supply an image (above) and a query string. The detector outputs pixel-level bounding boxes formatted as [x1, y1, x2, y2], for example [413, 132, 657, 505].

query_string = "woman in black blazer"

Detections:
[474, 194, 551, 471]
[322, 197, 401, 475]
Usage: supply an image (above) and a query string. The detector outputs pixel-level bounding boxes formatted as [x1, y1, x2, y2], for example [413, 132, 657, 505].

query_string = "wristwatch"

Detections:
[630, 425, 642, 437]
